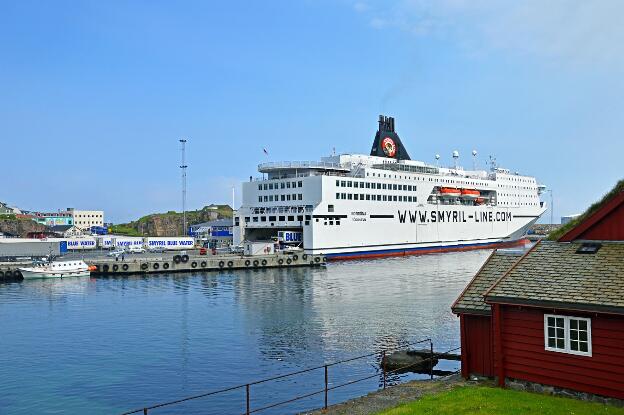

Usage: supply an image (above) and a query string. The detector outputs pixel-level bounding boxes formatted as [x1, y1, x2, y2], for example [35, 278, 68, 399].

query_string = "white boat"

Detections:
[19, 260, 91, 279]
[234, 115, 547, 260]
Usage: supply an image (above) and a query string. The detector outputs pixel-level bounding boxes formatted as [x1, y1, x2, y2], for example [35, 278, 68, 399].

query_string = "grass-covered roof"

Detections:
[548, 179, 624, 241]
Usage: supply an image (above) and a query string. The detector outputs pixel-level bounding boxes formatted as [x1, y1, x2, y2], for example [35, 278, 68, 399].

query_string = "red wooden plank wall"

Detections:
[578, 203, 624, 241]
[500, 306, 624, 399]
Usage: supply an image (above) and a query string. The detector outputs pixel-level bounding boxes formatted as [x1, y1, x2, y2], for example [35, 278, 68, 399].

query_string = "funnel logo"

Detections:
[381, 137, 396, 157]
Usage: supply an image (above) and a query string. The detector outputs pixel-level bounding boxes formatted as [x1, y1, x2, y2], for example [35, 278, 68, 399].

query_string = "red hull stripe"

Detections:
[325, 239, 530, 261]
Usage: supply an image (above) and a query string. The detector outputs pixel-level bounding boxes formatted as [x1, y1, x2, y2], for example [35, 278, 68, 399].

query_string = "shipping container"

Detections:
[244, 241, 275, 256]
[47, 237, 97, 250]
[111, 237, 144, 248]
[145, 237, 195, 250]
[0, 239, 61, 258]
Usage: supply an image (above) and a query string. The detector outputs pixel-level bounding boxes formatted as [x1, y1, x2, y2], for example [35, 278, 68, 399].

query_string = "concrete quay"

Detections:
[88, 252, 326, 275]
[0, 252, 326, 280]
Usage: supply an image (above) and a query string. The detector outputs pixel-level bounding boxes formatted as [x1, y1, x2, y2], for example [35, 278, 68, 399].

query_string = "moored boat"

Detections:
[19, 260, 91, 279]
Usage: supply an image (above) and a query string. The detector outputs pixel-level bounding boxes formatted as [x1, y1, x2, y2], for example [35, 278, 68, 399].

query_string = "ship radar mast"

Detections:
[452, 150, 459, 170]
[472, 150, 478, 170]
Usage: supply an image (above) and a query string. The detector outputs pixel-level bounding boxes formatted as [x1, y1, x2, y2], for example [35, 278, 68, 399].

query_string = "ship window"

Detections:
[354, 194, 359, 200]
[305, 221, 310, 225]
[336, 180, 340, 186]
[329, 221, 334, 225]
[366, 194, 370, 200]
[377, 183, 381, 189]
[298, 194, 302, 200]
[252, 217, 258, 222]
[399, 196, 403, 202]
[258, 185, 262, 191]
[382, 184, 387, 190]
[336, 193, 341, 199]
[244, 217, 250, 223]
[281, 195, 285, 201]
[281, 183, 285, 189]
[383, 195, 387, 201]
[269, 183, 274, 190]
[316, 219, 319, 222]
[286, 195, 291, 201]
[297, 215, 303, 221]
[360, 194, 364, 200]
[341, 180, 346, 187]
[360, 182, 364, 188]
[348, 194, 353, 200]
[347, 181, 352, 187]
[286, 182, 291, 188]
[393, 196, 397, 201]
[261, 216, 267, 222]
[366, 183, 370, 189]
[235, 217, 240, 226]
[269, 216, 277, 221]
[288, 216, 294, 221]
[258, 197, 262, 203]
[328, 205, 334, 212]
[305, 215, 311, 220]
[264, 196, 268, 202]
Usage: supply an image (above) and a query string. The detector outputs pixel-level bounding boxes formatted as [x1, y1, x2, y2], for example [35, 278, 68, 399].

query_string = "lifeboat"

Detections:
[439, 187, 461, 197]
[461, 189, 480, 199]
[475, 197, 486, 205]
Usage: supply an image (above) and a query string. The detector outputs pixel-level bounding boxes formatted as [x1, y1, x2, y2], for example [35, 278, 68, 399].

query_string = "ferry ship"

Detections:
[233, 116, 547, 260]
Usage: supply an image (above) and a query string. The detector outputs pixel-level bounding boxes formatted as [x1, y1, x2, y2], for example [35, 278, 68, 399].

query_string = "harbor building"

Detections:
[189, 218, 233, 248]
[70, 209, 104, 229]
[234, 115, 546, 259]
[453, 180, 624, 400]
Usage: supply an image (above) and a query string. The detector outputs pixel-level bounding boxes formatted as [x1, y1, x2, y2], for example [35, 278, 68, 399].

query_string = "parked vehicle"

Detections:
[127, 246, 146, 254]
[148, 246, 166, 253]
[107, 249, 126, 257]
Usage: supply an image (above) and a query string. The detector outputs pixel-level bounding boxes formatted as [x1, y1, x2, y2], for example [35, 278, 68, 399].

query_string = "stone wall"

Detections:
[505, 377, 624, 407]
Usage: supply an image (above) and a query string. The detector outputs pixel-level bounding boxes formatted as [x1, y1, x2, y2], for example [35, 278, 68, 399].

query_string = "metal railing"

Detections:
[120, 340, 461, 415]
[258, 161, 348, 172]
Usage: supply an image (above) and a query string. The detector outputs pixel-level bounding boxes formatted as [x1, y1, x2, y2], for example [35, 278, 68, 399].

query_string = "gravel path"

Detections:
[302, 374, 467, 415]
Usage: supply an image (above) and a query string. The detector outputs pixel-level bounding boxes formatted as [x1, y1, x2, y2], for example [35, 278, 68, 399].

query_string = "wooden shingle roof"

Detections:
[451, 250, 523, 315]
[485, 240, 624, 314]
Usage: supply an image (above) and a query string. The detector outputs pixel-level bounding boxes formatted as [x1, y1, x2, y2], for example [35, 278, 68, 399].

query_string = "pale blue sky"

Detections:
[1, 1, 622, 222]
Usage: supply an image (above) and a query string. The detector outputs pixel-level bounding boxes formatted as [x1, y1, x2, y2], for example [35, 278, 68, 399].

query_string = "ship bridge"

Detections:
[258, 161, 350, 179]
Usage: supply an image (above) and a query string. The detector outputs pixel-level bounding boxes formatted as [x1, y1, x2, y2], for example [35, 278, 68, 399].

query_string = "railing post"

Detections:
[143, 408, 148, 415]
[429, 340, 434, 380]
[382, 351, 386, 389]
[324, 365, 328, 409]
[246, 384, 250, 415]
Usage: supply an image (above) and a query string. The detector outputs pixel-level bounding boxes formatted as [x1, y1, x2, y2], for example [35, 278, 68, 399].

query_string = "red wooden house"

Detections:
[452, 180, 624, 400]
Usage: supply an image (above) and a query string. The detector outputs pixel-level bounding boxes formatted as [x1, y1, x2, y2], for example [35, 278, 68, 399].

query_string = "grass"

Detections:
[376, 386, 624, 415]
[108, 224, 143, 236]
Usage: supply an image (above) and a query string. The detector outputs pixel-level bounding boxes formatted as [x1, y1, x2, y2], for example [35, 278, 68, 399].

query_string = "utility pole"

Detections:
[180, 139, 187, 236]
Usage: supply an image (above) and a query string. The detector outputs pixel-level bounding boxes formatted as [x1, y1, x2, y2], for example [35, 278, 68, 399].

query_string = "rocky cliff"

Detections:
[0, 218, 47, 237]
[114, 205, 233, 237]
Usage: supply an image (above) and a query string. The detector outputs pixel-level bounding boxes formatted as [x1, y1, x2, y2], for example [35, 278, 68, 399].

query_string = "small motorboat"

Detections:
[19, 260, 91, 279]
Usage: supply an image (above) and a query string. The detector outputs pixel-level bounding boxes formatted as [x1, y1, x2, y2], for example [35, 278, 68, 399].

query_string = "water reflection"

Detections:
[0, 250, 491, 414]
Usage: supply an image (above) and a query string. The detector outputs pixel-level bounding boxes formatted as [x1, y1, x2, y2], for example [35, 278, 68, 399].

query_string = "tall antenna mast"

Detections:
[180, 139, 188, 236]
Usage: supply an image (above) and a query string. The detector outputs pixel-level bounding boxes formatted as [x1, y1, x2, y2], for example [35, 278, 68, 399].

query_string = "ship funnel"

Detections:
[370, 115, 411, 160]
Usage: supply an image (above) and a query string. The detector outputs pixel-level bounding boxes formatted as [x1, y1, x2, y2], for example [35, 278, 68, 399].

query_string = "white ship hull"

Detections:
[20, 269, 91, 279]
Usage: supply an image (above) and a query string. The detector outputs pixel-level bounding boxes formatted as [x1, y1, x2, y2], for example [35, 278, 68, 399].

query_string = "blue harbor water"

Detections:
[0, 250, 491, 414]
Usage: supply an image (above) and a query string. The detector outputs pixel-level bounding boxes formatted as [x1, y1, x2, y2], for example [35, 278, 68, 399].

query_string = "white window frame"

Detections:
[544, 314, 592, 357]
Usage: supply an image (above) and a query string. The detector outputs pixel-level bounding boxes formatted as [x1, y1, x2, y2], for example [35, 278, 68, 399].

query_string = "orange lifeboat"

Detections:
[88, 265, 97, 271]
[461, 189, 480, 199]
[475, 197, 486, 205]
[440, 187, 461, 197]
